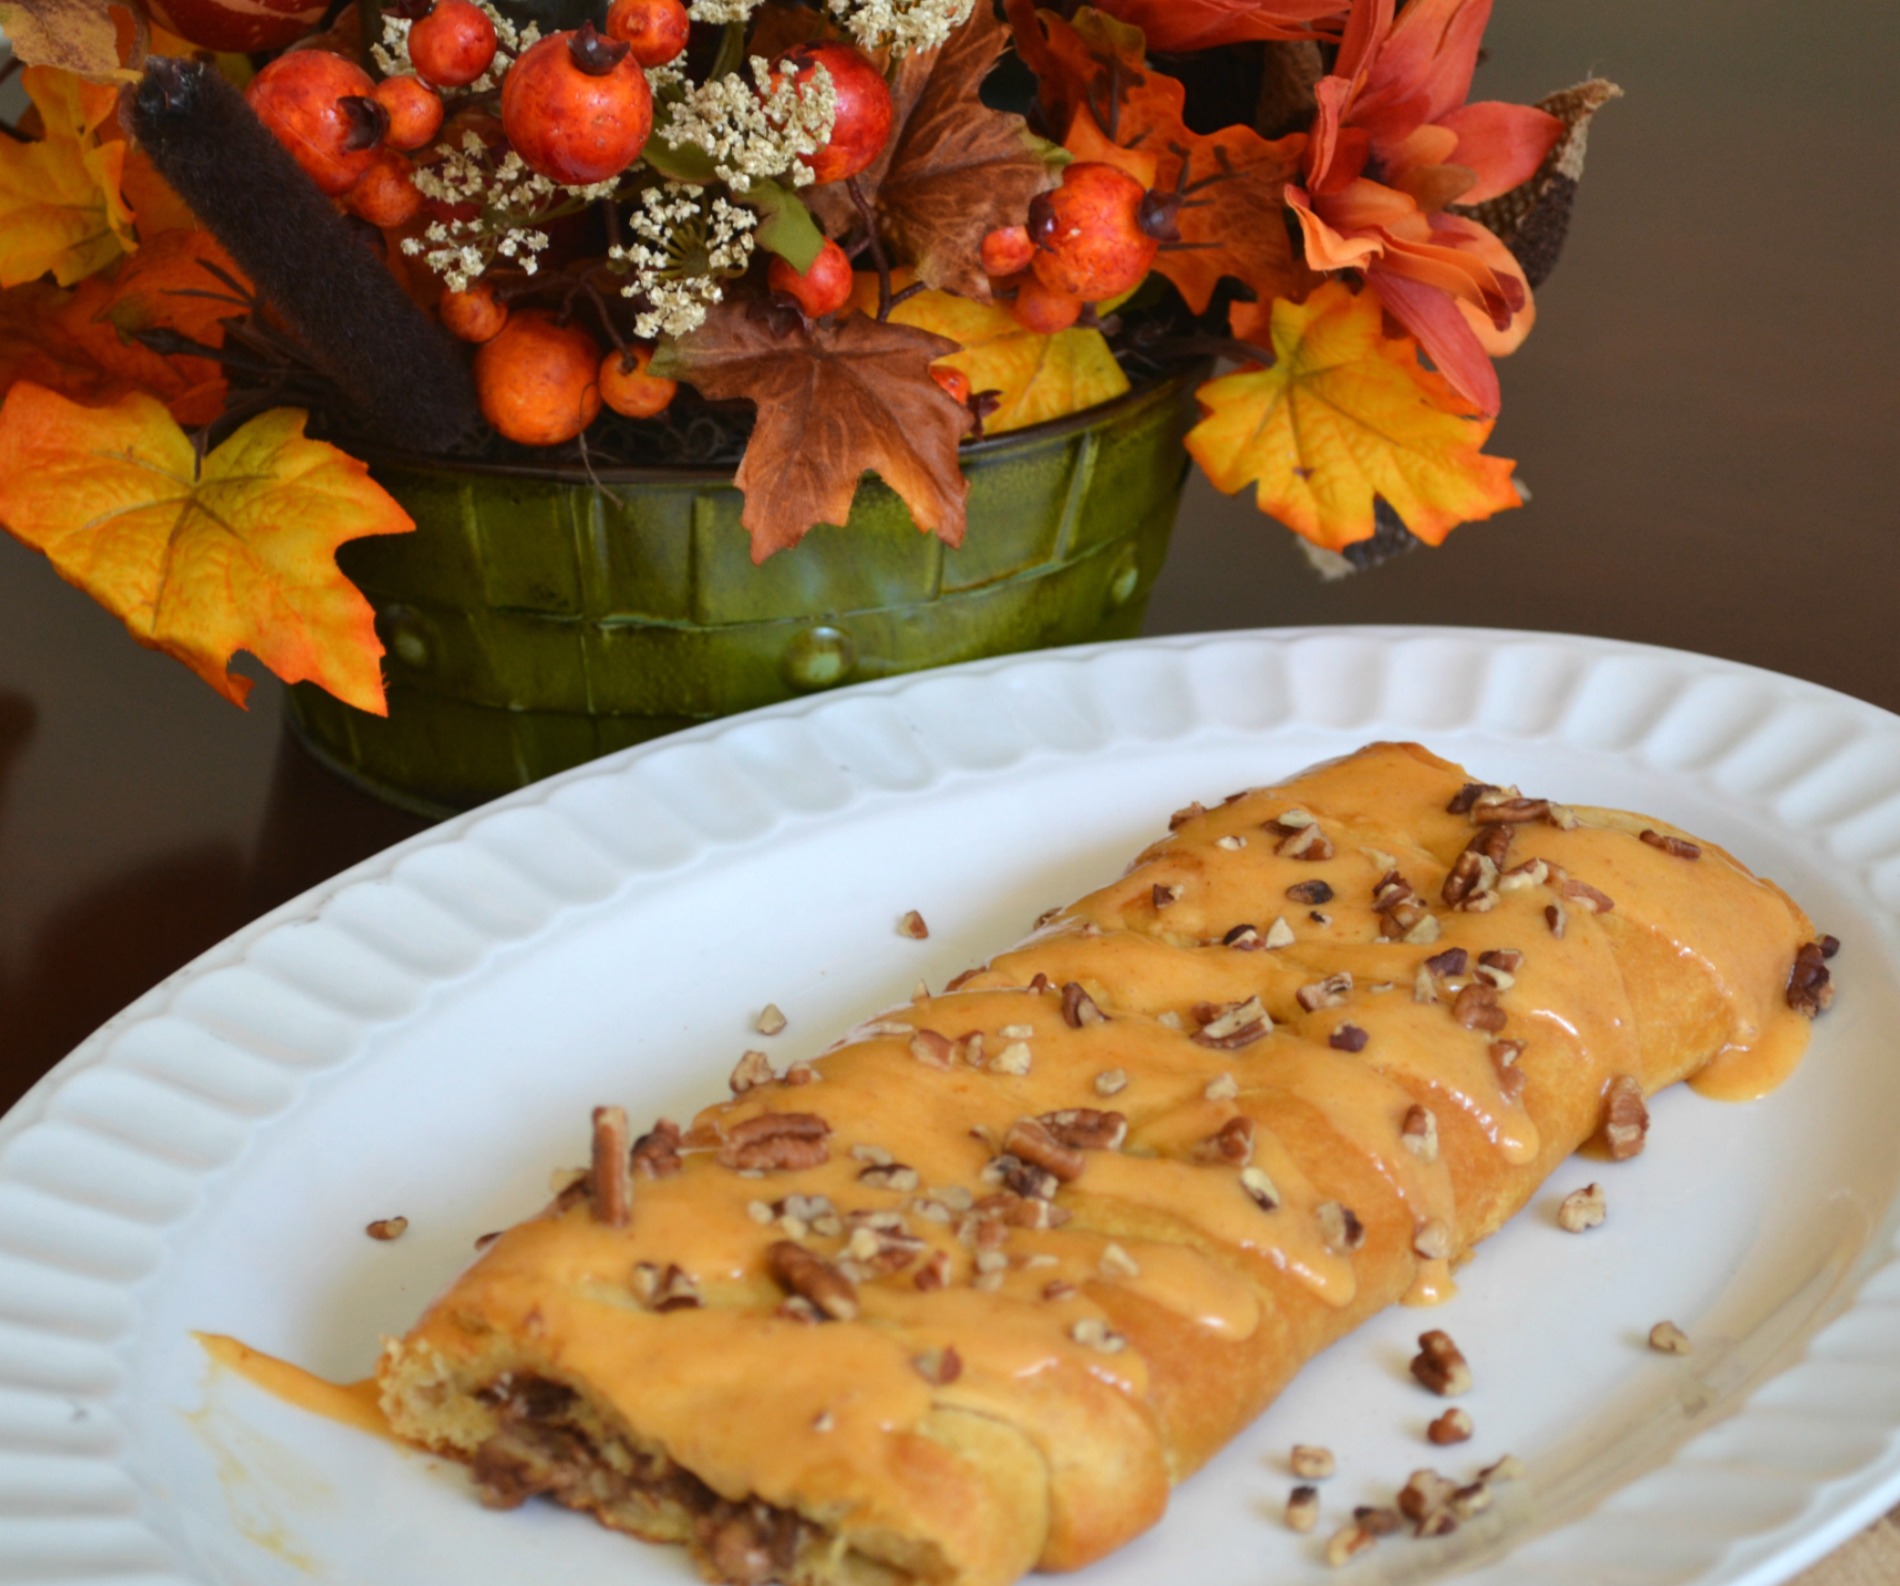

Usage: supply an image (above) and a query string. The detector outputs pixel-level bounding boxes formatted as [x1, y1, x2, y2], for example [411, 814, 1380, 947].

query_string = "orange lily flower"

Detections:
[1092, 0, 1346, 51]
[1286, 0, 1561, 414]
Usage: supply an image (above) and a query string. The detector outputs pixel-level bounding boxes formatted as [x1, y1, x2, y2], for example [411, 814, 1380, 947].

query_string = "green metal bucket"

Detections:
[285, 367, 1202, 815]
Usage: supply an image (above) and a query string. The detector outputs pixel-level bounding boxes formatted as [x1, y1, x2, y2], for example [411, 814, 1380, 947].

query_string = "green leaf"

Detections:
[640, 129, 718, 185]
[747, 178, 824, 273]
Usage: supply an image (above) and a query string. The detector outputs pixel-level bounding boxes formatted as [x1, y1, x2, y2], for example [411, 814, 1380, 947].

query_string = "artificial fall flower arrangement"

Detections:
[0, 0, 1614, 714]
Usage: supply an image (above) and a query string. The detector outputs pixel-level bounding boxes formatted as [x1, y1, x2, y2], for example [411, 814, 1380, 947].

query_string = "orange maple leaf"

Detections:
[873, 280, 1131, 436]
[1185, 280, 1520, 549]
[0, 66, 136, 287]
[0, 383, 412, 711]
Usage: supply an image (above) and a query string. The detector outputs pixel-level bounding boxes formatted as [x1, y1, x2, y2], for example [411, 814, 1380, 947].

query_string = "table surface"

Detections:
[2, 0, 1897, 1574]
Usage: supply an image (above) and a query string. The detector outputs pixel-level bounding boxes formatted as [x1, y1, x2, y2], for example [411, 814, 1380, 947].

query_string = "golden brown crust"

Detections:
[379, 741, 1822, 1586]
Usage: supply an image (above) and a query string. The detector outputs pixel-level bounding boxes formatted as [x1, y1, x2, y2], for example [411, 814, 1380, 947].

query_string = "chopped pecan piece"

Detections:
[913, 1250, 950, 1292]
[1325, 1521, 1377, 1566]
[1264, 915, 1297, 948]
[1297, 972, 1354, 1012]
[1449, 1483, 1492, 1520]
[1042, 1278, 1078, 1301]
[1427, 1408, 1474, 1446]
[1290, 1444, 1336, 1479]
[1060, 981, 1107, 1027]
[718, 1112, 831, 1172]
[1480, 1454, 1525, 1484]
[1470, 796, 1550, 825]
[912, 1346, 962, 1385]
[1602, 1075, 1649, 1160]
[1317, 1201, 1366, 1253]
[988, 1155, 1061, 1202]
[1215, 834, 1248, 851]
[858, 1161, 920, 1193]
[1557, 1182, 1606, 1232]
[898, 909, 929, 939]
[1094, 1067, 1128, 1097]
[1443, 825, 1513, 907]
[1192, 995, 1271, 1049]
[1787, 939, 1835, 1017]
[1648, 1319, 1693, 1355]
[1286, 878, 1334, 905]
[1400, 1104, 1439, 1162]
[908, 1029, 954, 1071]
[1221, 922, 1264, 951]
[1412, 1218, 1454, 1261]
[1170, 801, 1207, 830]
[1069, 1317, 1127, 1353]
[1203, 1071, 1239, 1101]
[1410, 1330, 1472, 1396]
[1398, 1469, 1460, 1522]
[1423, 947, 1469, 978]
[1446, 781, 1500, 814]
[1286, 1485, 1321, 1534]
[631, 1118, 682, 1179]
[1490, 1038, 1528, 1102]
[590, 1105, 632, 1227]
[1240, 1166, 1281, 1211]
[1152, 882, 1182, 909]
[630, 1261, 701, 1312]
[1039, 1108, 1128, 1151]
[1099, 1242, 1140, 1278]
[990, 1041, 1033, 1076]
[1451, 983, 1508, 1033]
[767, 1240, 857, 1321]
[1002, 1118, 1086, 1182]
[1329, 1022, 1369, 1053]
[729, 1049, 776, 1094]
[1196, 1115, 1255, 1165]
[1558, 875, 1615, 913]
[1640, 828, 1702, 860]
[1545, 900, 1568, 938]
[755, 1003, 788, 1036]
[365, 1216, 408, 1241]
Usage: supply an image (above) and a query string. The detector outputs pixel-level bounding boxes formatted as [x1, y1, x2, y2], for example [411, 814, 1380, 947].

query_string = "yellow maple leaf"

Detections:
[0, 384, 413, 712]
[875, 283, 1130, 436]
[1186, 281, 1521, 549]
[0, 66, 137, 287]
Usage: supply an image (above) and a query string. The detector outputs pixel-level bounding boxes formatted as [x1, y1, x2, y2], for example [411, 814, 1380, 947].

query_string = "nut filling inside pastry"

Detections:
[379, 743, 1835, 1586]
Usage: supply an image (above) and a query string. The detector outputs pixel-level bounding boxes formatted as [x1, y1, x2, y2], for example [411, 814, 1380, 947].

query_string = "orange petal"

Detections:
[1287, 185, 1385, 273]
[1432, 213, 1535, 355]
[1437, 101, 1564, 203]
[1366, 264, 1499, 416]
[1358, 0, 1491, 135]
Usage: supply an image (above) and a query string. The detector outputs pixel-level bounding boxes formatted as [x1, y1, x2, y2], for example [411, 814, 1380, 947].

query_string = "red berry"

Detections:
[1028, 162, 1158, 301]
[775, 43, 892, 186]
[766, 237, 853, 319]
[980, 225, 1035, 279]
[144, 0, 327, 54]
[475, 310, 602, 445]
[440, 282, 509, 343]
[1009, 271, 1082, 334]
[931, 365, 971, 404]
[603, 0, 689, 66]
[245, 51, 384, 197]
[374, 75, 446, 152]
[599, 344, 678, 418]
[408, 0, 499, 89]
[501, 24, 653, 186]
[346, 149, 423, 228]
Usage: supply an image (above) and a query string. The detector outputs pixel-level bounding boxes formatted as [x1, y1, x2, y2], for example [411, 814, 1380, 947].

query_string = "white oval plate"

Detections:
[4, 627, 1899, 1586]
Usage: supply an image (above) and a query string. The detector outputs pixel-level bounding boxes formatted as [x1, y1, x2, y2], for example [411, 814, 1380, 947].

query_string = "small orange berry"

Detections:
[345, 149, 423, 228]
[409, 0, 498, 88]
[440, 281, 508, 343]
[374, 74, 445, 151]
[980, 224, 1035, 278]
[599, 345, 678, 418]
[765, 237, 853, 319]
[603, 0, 689, 66]
[930, 365, 971, 404]
[475, 310, 602, 445]
[1009, 272, 1082, 334]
